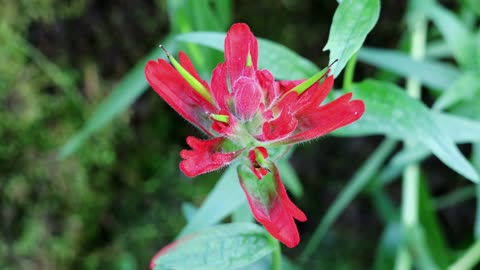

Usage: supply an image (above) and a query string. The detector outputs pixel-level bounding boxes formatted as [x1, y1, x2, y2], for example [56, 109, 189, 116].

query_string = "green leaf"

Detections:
[176, 32, 320, 79]
[337, 80, 479, 182]
[179, 165, 246, 237]
[418, 177, 451, 268]
[424, 2, 476, 69]
[58, 37, 176, 159]
[433, 72, 480, 110]
[300, 139, 397, 263]
[378, 112, 480, 185]
[323, 0, 380, 77]
[151, 223, 275, 270]
[373, 224, 402, 270]
[448, 239, 480, 270]
[181, 202, 198, 222]
[277, 159, 303, 198]
[357, 47, 461, 91]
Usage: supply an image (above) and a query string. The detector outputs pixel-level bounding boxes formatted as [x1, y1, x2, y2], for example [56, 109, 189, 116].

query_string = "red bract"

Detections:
[145, 23, 365, 249]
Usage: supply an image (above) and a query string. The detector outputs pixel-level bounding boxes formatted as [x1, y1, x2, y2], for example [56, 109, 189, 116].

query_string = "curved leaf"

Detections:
[324, 0, 380, 77]
[336, 80, 479, 182]
[358, 47, 460, 91]
[151, 223, 275, 270]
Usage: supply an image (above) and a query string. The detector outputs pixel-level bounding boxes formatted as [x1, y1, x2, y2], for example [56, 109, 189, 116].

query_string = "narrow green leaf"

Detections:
[300, 139, 397, 263]
[473, 143, 480, 238]
[405, 226, 440, 270]
[232, 202, 253, 223]
[179, 165, 246, 237]
[323, 0, 380, 77]
[152, 223, 275, 270]
[277, 159, 303, 198]
[418, 177, 451, 268]
[426, 40, 452, 58]
[425, 2, 475, 68]
[58, 37, 176, 159]
[434, 72, 480, 110]
[337, 80, 479, 182]
[374, 224, 402, 270]
[378, 145, 430, 185]
[433, 186, 476, 210]
[181, 202, 198, 222]
[433, 112, 480, 143]
[378, 112, 480, 185]
[358, 47, 461, 91]
[447, 239, 480, 270]
[176, 32, 320, 79]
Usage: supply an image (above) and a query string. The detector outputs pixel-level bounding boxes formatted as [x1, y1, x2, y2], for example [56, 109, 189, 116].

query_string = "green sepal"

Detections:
[287, 66, 330, 95]
[160, 45, 215, 105]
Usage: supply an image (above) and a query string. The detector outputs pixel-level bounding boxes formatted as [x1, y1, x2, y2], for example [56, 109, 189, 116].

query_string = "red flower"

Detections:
[145, 23, 364, 248]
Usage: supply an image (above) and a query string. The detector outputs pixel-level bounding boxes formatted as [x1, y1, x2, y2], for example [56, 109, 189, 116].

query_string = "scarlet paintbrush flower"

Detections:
[145, 23, 364, 248]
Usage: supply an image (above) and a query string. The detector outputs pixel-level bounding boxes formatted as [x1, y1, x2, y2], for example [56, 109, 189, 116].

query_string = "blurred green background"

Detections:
[1, 0, 475, 269]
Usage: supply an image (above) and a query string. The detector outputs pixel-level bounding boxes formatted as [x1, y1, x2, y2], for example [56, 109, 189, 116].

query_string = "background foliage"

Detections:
[2, 0, 480, 269]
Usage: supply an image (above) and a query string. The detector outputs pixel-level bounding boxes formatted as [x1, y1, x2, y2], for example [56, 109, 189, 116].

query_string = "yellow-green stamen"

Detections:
[246, 51, 253, 67]
[160, 45, 214, 105]
[209, 113, 229, 123]
[254, 148, 268, 168]
[286, 59, 338, 96]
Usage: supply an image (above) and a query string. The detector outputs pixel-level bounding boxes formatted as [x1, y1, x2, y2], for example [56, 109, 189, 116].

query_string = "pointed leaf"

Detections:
[335, 80, 479, 182]
[323, 0, 380, 77]
[179, 165, 246, 237]
[357, 47, 460, 91]
[151, 223, 275, 270]
[58, 38, 175, 159]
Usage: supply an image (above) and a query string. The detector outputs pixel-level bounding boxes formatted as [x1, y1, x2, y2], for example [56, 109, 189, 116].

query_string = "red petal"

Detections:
[179, 137, 239, 177]
[259, 107, 298, 141]
[210, 63, 230, 110]
[145, 59, 216, 135]
[179, 51, 210, 91]
[238, 162, 306, 248]
[233, 77, 262, 120]
[295, 76, 334, 114]
[225, 23, 258, 84]
[256, 69, 279, 107]
[284, 93, 365, 144]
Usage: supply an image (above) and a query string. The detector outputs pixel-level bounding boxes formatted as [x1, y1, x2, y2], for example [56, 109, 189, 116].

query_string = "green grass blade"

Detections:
[374, 224, 402, 270]
[358, 47, 461, 91]
[277, 159, 303, 198]
[433, 72, 480, 110]
[324, 0, 380, 77]
[425, 2, 475, 69]
[418, 177, 451, 268]
[179, 165, 246, 237]
[447, 239, 480, 270]
[337, 80, 479, 182]
[299, 138, 397, 264]
[58, 37, 176, 159]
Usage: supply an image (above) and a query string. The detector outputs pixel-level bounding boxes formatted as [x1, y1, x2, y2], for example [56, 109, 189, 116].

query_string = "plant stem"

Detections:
[271, 235, 282, 270]
[394, 4, 427, 270]
[473, 143, 480, 238]
[343, 53, 357, 91]
[448, 239, 480, 270]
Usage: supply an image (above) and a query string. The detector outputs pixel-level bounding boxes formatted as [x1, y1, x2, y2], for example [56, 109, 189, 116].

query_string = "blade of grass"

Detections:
[447, 239, 480, 270]
[299, 138, 397, 264]
[358, 47, 460, 91]
[58, 37, 176, 159]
